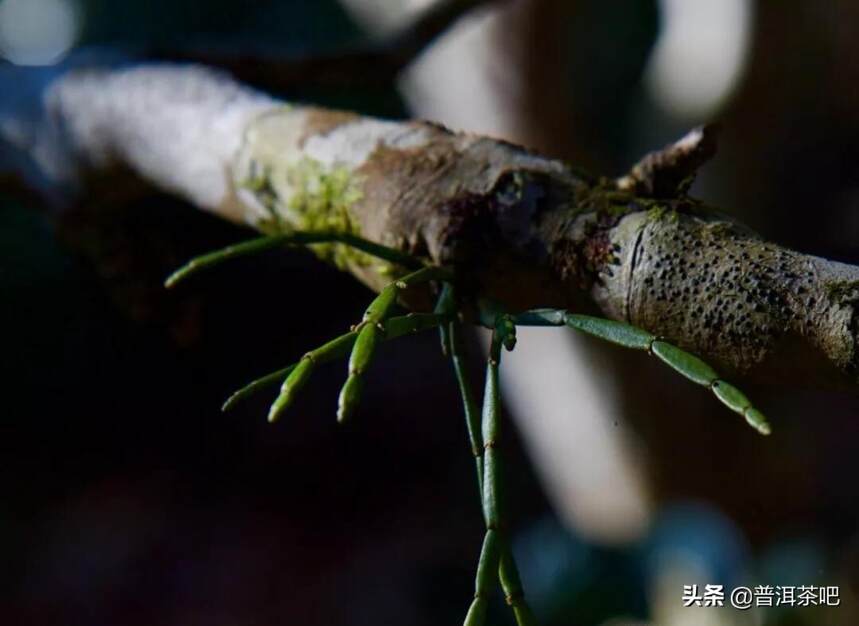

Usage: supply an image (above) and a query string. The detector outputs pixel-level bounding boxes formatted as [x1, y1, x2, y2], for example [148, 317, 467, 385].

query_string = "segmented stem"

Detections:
[165, 231, 421, 288]
[463, 528, 501, 626]
[513, 310, 772, 435]
[337, 266, 453, 422]
[434, 283, 456, 357]
[384, 312, 455, 339]
[269, 332, 357, 423]
[449, 322, 484, 493]
[222, 364, 296, 412]
[455, 313, 539, 626]
[224, 312, 452, 416]
[499, 542, 539, 626]
[172, 223, 767, 626]
[482, 323, 507, 531]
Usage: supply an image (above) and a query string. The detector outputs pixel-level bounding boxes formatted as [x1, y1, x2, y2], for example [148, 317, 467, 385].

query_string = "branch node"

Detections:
[616, 124, 720, 198]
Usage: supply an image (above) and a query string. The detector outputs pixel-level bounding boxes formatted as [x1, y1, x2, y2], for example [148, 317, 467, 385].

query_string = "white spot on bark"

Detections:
[47, 65, 278, 213]
[303, 118, 431, 168]
[235, 110, 432, 226]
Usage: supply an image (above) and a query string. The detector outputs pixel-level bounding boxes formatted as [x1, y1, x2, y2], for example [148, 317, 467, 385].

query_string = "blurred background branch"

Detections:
[147, 0, 497, 91]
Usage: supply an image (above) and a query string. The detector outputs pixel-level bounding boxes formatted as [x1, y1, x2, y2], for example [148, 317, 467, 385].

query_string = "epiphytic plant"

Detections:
[7, 10, 859, 616]
[165, 204, 771, 625]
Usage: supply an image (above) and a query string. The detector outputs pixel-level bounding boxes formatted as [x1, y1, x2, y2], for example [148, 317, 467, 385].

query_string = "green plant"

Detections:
[166, 228, 769, 625]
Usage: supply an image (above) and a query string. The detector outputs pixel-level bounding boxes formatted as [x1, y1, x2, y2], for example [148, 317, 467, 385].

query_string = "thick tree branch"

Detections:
[20, 65, 859, 386]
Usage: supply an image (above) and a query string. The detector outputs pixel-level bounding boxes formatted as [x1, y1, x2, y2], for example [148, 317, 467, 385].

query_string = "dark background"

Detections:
[2, 1, 858, 624]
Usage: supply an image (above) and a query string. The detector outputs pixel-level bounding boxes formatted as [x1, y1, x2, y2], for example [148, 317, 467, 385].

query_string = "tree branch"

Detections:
[615, 124, 720, 198]
[149, 0, 495, 91]
[21, 64, 859, 387]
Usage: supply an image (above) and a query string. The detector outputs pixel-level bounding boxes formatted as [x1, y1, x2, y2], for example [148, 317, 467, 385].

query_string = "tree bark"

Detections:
[35, 65, 859, 386]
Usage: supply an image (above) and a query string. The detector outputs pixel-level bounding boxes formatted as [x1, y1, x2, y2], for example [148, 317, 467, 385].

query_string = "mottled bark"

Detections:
[32, 66, 859, 386]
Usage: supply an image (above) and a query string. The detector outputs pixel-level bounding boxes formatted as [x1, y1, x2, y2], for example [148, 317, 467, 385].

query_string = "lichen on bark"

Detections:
[224, 105, 859, 385]
[234, 111, 402, 278]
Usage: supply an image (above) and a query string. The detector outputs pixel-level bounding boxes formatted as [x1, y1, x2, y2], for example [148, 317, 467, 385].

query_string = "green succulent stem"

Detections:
[222, 312, 452, 415]
[452, 312, 538, 626]
[165, 230, 422, 288]
[499, 542, 539, 626]
[337, 265, 454, 422]
[268, 331, 357, 423]
[463, 528, 501, 626]
[513, 310, 772, 435]
[222, 364, 296, 413]
[449, 322, 484, 493]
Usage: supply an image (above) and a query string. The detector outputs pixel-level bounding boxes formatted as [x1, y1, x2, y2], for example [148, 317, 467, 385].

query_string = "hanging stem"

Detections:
[454, 314, 539, 626]
[498, 543, 538, 626]
[450, 322, 484, 493]
[463, 527, 501, 626]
